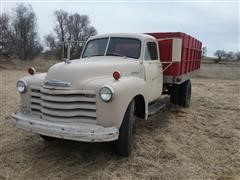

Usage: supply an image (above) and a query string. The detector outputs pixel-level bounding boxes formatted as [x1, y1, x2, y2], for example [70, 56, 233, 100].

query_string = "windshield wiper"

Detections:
[83, 54, 103, 58]
[106, 53, 125, 57]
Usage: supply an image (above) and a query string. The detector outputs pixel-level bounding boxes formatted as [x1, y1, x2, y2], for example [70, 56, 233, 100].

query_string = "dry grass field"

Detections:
[0, 59, 239, 180]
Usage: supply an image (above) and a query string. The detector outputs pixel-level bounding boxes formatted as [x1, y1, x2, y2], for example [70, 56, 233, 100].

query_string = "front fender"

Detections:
[18, 73, 47, 108]
[84, 76, 147, 128]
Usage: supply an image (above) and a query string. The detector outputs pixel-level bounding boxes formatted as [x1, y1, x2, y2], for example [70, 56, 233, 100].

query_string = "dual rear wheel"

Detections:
[170, 80, 192, 107]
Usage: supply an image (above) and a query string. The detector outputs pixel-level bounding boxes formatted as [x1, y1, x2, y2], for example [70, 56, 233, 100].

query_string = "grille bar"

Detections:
[41, 107, 97, 118]
[41, 101, 96, 110]
[30, 104, 41, 110]
[31, 91, 41, 97]
[41, 114, 96, 124]
[41, 94, 96, 103]
[30, 87, 97, 123]
[31, 97, 41, 104]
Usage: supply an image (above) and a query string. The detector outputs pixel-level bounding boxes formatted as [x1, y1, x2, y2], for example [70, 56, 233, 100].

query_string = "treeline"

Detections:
[214, 50, 240, 63]
[0, 3, 97, 61]
[202, 47, 240, 63]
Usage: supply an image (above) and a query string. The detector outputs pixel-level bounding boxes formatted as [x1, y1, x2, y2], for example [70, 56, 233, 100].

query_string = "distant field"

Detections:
[196, 61, 240, 80]
[0, 59, 239, 179]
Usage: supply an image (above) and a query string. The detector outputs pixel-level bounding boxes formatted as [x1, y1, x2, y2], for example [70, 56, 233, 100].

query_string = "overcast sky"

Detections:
[1, 0, 239, 57]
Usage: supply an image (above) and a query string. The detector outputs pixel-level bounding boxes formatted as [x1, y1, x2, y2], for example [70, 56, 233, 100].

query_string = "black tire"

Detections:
[115, 100, 136, 157]
[170, 84, 180, 105]
[179, 80, 191, 107]
[40, 135, 56, 141]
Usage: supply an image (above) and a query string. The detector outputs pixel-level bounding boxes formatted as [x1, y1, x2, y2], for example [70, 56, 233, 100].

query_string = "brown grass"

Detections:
[0, 59, 239, 179]
[0, 57, 59, 72]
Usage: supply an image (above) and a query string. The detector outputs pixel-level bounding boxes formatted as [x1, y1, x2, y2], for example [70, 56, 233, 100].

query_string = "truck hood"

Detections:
[44, 56, 141, 89]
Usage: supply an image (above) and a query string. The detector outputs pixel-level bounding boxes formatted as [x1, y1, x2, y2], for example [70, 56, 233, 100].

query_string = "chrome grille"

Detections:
[30, 87, 97, 124]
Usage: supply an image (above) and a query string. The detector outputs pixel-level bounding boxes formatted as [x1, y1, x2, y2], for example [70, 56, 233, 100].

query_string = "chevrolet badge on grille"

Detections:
[44, 79, 71, 87]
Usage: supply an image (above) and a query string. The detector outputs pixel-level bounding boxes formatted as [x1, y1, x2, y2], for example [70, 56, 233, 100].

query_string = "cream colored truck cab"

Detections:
[11, 33, 174, 156]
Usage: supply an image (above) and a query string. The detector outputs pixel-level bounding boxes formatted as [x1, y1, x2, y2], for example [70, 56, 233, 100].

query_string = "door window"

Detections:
[144, 42, 158, 60]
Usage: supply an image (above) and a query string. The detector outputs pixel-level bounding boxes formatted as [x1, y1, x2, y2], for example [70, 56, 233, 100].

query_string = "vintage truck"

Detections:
[12, 32, 202, 156]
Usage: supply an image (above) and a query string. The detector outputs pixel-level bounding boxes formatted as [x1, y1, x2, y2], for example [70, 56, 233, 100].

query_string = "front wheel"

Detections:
[115, 100, 136, 157]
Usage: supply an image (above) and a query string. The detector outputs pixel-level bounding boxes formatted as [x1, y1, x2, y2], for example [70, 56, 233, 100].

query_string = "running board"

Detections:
[148, 101, 166, 116]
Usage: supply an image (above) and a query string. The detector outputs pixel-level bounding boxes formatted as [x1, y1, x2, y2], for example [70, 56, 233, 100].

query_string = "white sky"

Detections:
[1, 0, 239, 57]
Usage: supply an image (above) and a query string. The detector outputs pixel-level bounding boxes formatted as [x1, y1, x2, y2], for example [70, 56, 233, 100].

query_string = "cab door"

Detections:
[143, 40, 163, 102]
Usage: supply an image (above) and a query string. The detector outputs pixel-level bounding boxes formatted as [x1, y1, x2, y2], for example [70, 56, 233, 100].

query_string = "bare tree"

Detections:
[201, 46, 207, 58]
[224, 51, 234, 60]
[43, 33, 59, 60]
[66, 13, 97, 58]
[214, 50, 226, 63]
[54, 10, 68, 43]
[45, 10, 97, 60]
[0, 3, 42, 60]
[12, 3, 42, 60]
[0, 13, 14, 55]
[234, 51, 240, 61]
[53, 10, 68, 59]
[44, 33, 57, 50]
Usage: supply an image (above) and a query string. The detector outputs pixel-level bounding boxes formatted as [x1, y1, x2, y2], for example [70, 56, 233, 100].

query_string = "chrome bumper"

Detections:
[11, 112, 119, 142]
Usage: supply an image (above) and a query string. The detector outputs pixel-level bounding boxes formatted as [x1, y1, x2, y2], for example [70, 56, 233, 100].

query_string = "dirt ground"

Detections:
[0, 61, 239, 180]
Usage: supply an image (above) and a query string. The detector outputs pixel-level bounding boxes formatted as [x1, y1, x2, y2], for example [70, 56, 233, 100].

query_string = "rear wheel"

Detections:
[115, 100, 136, 157]
[170, 84, 179, 105]
[179, 80, 191, 107]
[170, 80, 191, 108]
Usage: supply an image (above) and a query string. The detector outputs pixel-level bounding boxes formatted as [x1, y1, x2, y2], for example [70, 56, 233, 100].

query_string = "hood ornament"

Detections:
[64, 58, 71, 64]
[44, 79, 71, 87]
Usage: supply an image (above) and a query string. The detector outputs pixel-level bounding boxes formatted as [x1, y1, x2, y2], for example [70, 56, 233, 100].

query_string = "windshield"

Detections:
[82, 37, 141, 59]
[82, 38, 108, 58]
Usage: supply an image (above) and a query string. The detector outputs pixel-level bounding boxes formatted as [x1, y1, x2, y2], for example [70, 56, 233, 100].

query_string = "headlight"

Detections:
[99, 85, 114, 102]
[17, 80, 27, 93]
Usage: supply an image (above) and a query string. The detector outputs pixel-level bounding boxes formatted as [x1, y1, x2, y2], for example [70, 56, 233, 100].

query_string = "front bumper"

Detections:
[11, 112, 119, 142]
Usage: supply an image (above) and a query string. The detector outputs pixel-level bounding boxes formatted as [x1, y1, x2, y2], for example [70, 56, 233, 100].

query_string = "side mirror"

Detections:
[172, 38, 182, 62]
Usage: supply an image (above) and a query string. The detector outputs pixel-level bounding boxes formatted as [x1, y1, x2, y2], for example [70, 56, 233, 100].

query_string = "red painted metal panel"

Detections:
[146, 32, 202, 77]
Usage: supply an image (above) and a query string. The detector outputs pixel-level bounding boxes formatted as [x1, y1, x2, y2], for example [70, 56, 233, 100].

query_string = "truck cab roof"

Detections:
[88, 33, 156, 41]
